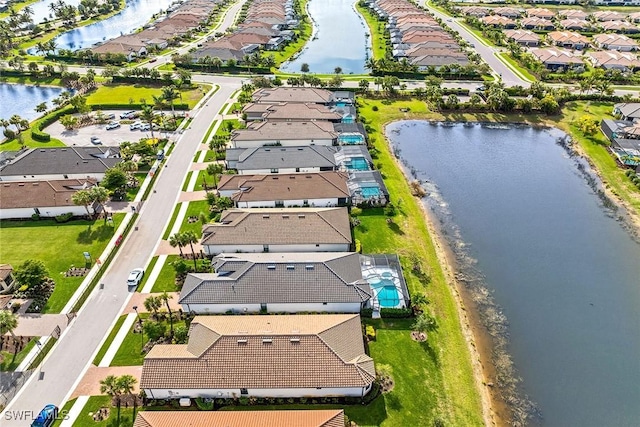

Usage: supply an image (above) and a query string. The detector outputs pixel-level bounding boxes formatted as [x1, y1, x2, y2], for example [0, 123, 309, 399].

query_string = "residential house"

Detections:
[180, 252, 369, 312]
[91, 39, 147, 61]
[460, 6, 490, 17]
[139, 314, 376, 398]
[601, 20, 640, 34]
[133, 410, 346, 427]
[492, 7, 522, 19]
[560, 9, 588, 20]
[334, 123, 368, 145]
[200, 207, 352, 254]
[480, 15, 517, 28]
[601, 118, 640, 140]
[593, 33, 639, 51]
[217, 171, 351, 208]
[560, 19, 591, 31]
[230, 121, 337, 148]
[242, 103, 342, 122]
[530, 47, 585, 71]
[592, 10, 627, 22]
[504, 29, 541, 46]
[0, 147, 121, 182]
[547, 31, 590, 50]
[521, 17, 555, 30]
[630, 11, 640, 23]
[0, 179, 96, 220]
[226, 145, 338, 174]
[252, 87, 335, 104]
[191, 46, 245, 63]
[526, 8, 555, 19]
[601, 119, 640, 166]
[410, 53, 470, 70]
[587, 51, 640, 71]
[347, 170, 390, 206]
[0, 265, 15, 294]
[335, 145, 374, 172]
[613, 103, 640, 120]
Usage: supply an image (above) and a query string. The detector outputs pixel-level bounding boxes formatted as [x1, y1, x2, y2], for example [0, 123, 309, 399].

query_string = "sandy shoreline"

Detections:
[384, 127, 505, 426]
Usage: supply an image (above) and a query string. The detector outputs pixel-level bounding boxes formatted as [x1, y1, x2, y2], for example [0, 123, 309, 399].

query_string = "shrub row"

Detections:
[32, 106, 75, 142]
[88, 103, 189, 111]
[54, 212, 73, 223]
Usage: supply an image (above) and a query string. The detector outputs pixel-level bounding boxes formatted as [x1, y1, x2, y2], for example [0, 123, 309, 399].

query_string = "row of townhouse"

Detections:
[471, 6, 640, 34]
[191, 0, 298, 64]
[366, 0, 469, 70]
[90, 0, 223, 61]
[137, 88, 414, 404]
[0, 146, 122, 219]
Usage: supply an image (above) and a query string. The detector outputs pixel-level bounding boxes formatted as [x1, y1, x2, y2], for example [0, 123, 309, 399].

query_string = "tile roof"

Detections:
[242, 102, 342, 121]
[201, 207, 351, 246]
[592, 10, 627, 21]
[140, 314, 375, 390]
[252, 87, 334, 104]
[560, 18, 590, 30]
[0, 147, 120, 178]
[218, 171, 350, 203]
[614, 103, 640, 118]
[134, 410, 345, 427]
[547, 31, 590, 45]
[594, 33, 639, 48]
[232, 121, 337, 142]
[504, 29, 540, 43]
[179, 252, 370, 306]
[530, 48, 584, 65]
[0, 179, 96, 209]
[526, 8, 555, 18]
[233, 145, 338, 171]
[587, 51, 640, 69]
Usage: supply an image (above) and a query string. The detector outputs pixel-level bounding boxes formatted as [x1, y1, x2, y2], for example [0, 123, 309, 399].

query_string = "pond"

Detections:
[54, 0, 176, 50]
[386, 121, 640, 427]
[0, 84, 64, 122]
[281, 0, 369, 74]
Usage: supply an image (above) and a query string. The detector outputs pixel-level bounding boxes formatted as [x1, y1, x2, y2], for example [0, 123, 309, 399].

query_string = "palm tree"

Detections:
[35, 102, 47, 114]
[160, 292, 174, 338]
[206, 163, 223, 188]
[72, 189, 94, 217]
[168, 233, 185, 257]
[211, 56, 223, 71]
[161, 85, 179, 118]
[116, 374, 137, 402]
[139, 105, 156, 139]
[144, 295, 162, 320]
[100, 375, 122, 424]
[0, 310, 19, 355]
[182, 230, 199, 270]
[88, 186, 109, 223]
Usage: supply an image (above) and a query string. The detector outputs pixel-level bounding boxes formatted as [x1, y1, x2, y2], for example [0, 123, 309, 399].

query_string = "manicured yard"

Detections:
[0, 338, 36, 371]
[0, 215, 125, 313]
[357, 2, 389, 61]
[72, 395, 136, 427]
[150, 255, 182, 293]
[202, 150, 219, 162]
[86, 84, 207, 109]
[92, 315, 128, 366]
[263, 0, 312, 67]
[181, 172, 193, 192]
[179, 200, 211, 234]
[162, 204, 181, 240]
[214, 119, 242, 137]
[125, 173, 146, 201]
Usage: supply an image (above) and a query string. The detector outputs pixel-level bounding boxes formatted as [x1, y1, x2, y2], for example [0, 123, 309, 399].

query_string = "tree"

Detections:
[358, 79, 370, 93]
[100, 375, 122, 424]
[144, 295, 162, 319]
[206, 163, 223, 188]
[88, 186, 110, 221]
[300, 63, 309, 73]
[142, 320, 166, 342]
[174, 325, 188, 344]
[539, 94, 560, 115]
[160, 292, 174, 338]
[116, 374, 137, 399]
[59, 114, 78, 130]
[101, 168, 127, 194]
[72, 189, 94, 217]
[35, 102, 47, 114]
[577, 115, 599, 136]
[182, 230, 199, 270]
[412, 312, 437, 339]
[15, 260, 48, 291]
[0, 310, 18, 337]
[169, 233, 185, 257]
[139, 105, 157, 139]
[334, 66, 342, 75]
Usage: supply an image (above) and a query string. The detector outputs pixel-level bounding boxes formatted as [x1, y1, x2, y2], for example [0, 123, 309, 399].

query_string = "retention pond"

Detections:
[386, 121, 640, 427]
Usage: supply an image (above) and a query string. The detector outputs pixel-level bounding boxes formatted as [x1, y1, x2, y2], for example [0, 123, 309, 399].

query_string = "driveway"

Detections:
[44, 110, 175, 147]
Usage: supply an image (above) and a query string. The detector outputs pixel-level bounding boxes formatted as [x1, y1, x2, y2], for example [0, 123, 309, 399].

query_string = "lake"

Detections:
[386, 121, 640, 427]
[0, 84, 63, 121]
[54, 0, 176, 50]
[281, 0, 369, 74]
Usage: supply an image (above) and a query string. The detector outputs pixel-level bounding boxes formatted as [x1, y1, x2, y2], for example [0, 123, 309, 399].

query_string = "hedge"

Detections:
[380, 307, 413, 318]
[32, 105, 75, 142]
[88, 103, 189, 111]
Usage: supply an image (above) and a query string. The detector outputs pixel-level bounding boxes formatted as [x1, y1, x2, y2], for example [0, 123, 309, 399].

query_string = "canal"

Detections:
[0, 84, 63, 122]
[281, 0, 369, 74]
[386, 121, 640, 427]
[54, 0, 176, 50]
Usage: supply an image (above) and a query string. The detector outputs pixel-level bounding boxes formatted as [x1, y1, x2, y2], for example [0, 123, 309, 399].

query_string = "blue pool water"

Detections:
[339, 134, 364, 145]
[371, 279, 400, 307]
[361, 187, 380, 198]
[347, 157, 370, 171]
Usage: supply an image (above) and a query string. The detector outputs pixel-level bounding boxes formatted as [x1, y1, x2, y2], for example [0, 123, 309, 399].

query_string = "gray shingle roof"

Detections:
[231, 121, 337, 142]
[201, 207, 351, 246]
[234, 145, 338, 171]
[179, 252, 370, 305]
[0, 147, 121, 178]
[140, 314, 375, 390]
[252, 87, 334, 104]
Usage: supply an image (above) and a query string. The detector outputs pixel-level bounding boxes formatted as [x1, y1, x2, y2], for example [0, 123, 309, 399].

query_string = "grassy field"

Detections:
[0, 215, 124, 313]
[179, 200, 210, 234]
[86, 84, 207, 109]
[0, 338, 36, 371]
[92, 315, 128, 366]
[357, 2, 388, 61]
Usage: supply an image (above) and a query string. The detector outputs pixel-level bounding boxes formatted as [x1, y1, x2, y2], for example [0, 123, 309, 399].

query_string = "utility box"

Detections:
[179, 398, 191, 407]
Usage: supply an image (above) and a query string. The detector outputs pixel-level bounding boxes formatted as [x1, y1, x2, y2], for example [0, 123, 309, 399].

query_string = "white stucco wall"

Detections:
[144, 385, 371, 400]
[237, 167, 322, 175]
[0, 173, 106, 182]
[237, 198, 340, 208]
[0, 205, 90, 220]
[181, 302, 361, 314]
[230, 139, 334, 149]
[202, 243, 350, 255]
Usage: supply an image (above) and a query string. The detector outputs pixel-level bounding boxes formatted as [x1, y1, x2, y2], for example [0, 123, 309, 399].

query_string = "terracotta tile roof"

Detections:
[601, 21, 638, 32]
[560, 9, 588, 20]
[592, 10, 627, 21]
[521, 17, 554, 28]
[587, 51, 640, 69]
[134, 409, 345, 427]
[140, 314, 375, 390]
[504, 29, 540, 43]
[201, 207, 351, 246]
[231, 121, 337, 143]
[530, 48, 584, 65]
[594, 33, 639, 49]
[252, 87, 334, 104]
[526, 8, 555, 19]
[560, 18, 591, 30]
[218, 172, 350, 203]
[243, 102, 342, 121]
[0, 179, 95, 210]
[480, 15, 516, 27]
[547, 31, 590, 45]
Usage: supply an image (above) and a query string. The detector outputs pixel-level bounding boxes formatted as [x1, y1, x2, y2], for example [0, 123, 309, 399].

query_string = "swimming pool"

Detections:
[370, 279, 401, 307]
[347, 157, 370, 171]
[361, 187, 381, 198]
[339, 134, 365, 145]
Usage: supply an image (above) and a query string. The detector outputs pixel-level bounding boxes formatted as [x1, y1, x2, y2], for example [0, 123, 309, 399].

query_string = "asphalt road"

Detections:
[0, 82, 240, 426]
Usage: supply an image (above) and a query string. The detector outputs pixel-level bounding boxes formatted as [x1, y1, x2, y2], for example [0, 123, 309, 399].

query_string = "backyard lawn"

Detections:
[0, 215, 124, 313]
[86, 84, 208, 109]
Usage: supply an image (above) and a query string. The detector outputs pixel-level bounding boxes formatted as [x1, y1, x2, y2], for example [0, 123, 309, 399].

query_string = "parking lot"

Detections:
[45, 110, 176, 147]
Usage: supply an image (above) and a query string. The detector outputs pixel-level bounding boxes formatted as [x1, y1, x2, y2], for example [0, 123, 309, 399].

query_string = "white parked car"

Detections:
[127, 268, 144, 287]
[130, 122, 142, 131]
[106, 121, 120, 130]
[90, 136, 102, 145]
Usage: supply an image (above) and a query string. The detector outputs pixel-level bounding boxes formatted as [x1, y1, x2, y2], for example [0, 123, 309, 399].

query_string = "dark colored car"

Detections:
[31, 404, 58, 427]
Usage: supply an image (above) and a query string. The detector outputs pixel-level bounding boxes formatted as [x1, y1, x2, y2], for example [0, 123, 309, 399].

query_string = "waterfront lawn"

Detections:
[179, 200, 211, 235]
[0, 215, 124, 313]
[263, 0, 312, 67]
[0, 338, 36, 371]
[353, 97, 485, 425]
[554, 101, 640, 216]
[72, 395, 135, 427]
[357, 2, 389, 61]
[86, 84, 206, 109]
[92, 315, 127, 366]
[0, 134, 65, 151]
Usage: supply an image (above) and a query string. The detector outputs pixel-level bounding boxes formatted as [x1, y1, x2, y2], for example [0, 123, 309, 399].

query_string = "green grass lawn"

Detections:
[352, 98, 485, 425]
[136, 256, 159, 292]
[72, 395, 136, 427]
[179, 200, 210, 234]
[0, 338, 36, 371]
[181, 172, 193, 192]
[497, 53, 536, 82]
[92, 315, 128, 366]
[357, 2, 388, 61]
[150, 255, 181, 293]
[125, 174, 146, 201]
[214, 119, 242, 137]
[263, 0, 312, 67]
[202, 150, 219, 162]
[162, 204, 182, 240]
[0, 215, 124, 313]
[86, 84, 206, 109]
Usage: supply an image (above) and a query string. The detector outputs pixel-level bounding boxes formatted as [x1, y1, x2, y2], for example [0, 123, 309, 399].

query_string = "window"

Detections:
[296, 168, 300, 172]
[241, 388, 248, 395]
[270, 168, 278, 173]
